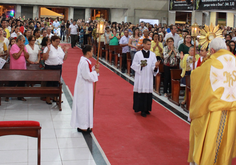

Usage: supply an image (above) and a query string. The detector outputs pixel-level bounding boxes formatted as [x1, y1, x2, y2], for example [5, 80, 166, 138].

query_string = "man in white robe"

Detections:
[70, 56, 98, 131]
[131, 38, 160, 117]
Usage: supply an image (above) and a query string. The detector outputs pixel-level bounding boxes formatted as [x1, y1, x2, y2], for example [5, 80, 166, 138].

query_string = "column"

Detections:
[226, 12, 234, 27]
[15, 5, 21, 18]
[191, 11, 203, 25]
[68, 7, 74, 20]
[168, 11, 176, 25]
[203, 11, 210, 26]
[127, 8, 135, 24]
[85, 8, 91, 22]
[209, 12, 216, 25]
[234, 14, 236, 27]
[33, 6, 39, 19]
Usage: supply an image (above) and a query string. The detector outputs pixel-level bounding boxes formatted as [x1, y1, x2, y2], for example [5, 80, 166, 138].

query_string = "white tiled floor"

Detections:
[0, 93, 97, 165]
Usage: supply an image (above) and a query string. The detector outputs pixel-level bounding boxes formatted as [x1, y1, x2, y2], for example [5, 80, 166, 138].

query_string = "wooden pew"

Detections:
[109, 45, 116, 64]
[3, 63, 40, 70]
[126, 52, 132, 76]
[0, 69, 62, 111]
[168, 69, 183, 106]
[116, 46, 122, 70]
[154, 63, 164, 95]
[182, 75, 191, 112]
[100, 42, 106, 59]
[105, 44, 109, 62]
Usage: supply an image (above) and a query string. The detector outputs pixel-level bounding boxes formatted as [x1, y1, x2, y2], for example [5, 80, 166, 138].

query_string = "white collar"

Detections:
[143, 49, 149, 53]
[81, 56, 91, 64]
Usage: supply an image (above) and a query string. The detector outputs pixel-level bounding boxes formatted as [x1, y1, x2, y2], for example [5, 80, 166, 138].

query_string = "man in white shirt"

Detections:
[46, 27, 53, 39]
[139, 22, 148, 34]
[69, 20, 78, 48]
[119, 29, 130, 73]
[53, 19, 60, 28]
[164, 25, 180, 48]
[10, 26, 22, 38]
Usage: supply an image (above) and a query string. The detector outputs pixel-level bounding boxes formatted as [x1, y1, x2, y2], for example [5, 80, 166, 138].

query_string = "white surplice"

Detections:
[131, 50, 159, 93]
[70, 56, 98, 129]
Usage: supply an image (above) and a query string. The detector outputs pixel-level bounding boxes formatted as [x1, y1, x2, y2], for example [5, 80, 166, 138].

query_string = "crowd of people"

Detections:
[0, 16, 70, 104]
[0, 15, 235, 104]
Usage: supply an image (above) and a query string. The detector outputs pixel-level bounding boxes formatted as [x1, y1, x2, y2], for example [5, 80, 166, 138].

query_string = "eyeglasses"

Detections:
[230, 44, 235, 46]
[31, 40, 36, 41]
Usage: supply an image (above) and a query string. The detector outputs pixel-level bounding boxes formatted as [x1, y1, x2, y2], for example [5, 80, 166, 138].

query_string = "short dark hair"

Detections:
[143, 38, 151, 44]
[34, 28, 40, 35]
[1, 18, 6, 24]
[153, 33, 159, 40]
[170, 25, 176, 30]
[82, 44, 92, 55]
[51, 35, 60, 41]
[183, 30, 189, 34]
[225, 34, 232, 40]
[166, 37, 174, 43]
[28, 35, 35, 42]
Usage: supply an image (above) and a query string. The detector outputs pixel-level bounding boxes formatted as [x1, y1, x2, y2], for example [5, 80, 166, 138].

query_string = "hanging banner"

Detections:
[196, 0, 236, 10]
[169, 0, 194, 10]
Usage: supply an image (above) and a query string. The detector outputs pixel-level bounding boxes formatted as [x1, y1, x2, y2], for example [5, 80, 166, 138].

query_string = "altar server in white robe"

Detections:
[71, 45, 99, 132]
[190, 46, 209, 70]
[131, 38, 161, 117]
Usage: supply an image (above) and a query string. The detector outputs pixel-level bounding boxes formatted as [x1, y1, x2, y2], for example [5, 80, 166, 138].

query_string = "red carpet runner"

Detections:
[62, 45, 236, 165]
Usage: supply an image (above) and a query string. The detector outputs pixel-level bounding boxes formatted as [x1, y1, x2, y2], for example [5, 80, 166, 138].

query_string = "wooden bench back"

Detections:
[0, 70, 60, 82]
[159, 63, 164, 73]
[3, 63, 40, 70]
[109, 45, 120, 52]
[115, 46, 122, 54]
[185, 75, 191, 88]
[105, 44, 109, 50]
[170, 69, 182, 80]
[100, 42, 105, 48]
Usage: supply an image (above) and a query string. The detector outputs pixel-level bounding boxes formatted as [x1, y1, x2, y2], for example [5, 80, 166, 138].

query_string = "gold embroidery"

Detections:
[223, 71, 236, 87]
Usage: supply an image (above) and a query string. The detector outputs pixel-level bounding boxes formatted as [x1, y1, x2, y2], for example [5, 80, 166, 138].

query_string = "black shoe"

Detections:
[77, 128, 84, 132]
[146, 111, 150, 115]
[77, 128, 91, 133]
[141, 112, 146, 117]
[87, 128, 92, 133]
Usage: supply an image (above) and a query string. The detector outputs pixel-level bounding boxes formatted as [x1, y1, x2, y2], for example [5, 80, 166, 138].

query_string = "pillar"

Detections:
[191, 11, 203, 25]
[127, 8, 135, 24]
[85, 8, 91, 22]
[209, 12, 216, 26]
[33, 6, 39, 19]
[68, 7, 74, 21]
[227, 12, 234, 27]
[168, 11, 176, 25]
[203, 11, 210, 26]
[15, 5, 21, 18]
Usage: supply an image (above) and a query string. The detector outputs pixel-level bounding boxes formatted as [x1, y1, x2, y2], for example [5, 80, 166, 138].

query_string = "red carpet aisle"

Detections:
[62, 45, 236, 165]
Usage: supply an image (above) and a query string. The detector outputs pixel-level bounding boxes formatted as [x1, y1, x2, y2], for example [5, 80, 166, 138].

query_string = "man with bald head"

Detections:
[137, 29, 152, 50]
